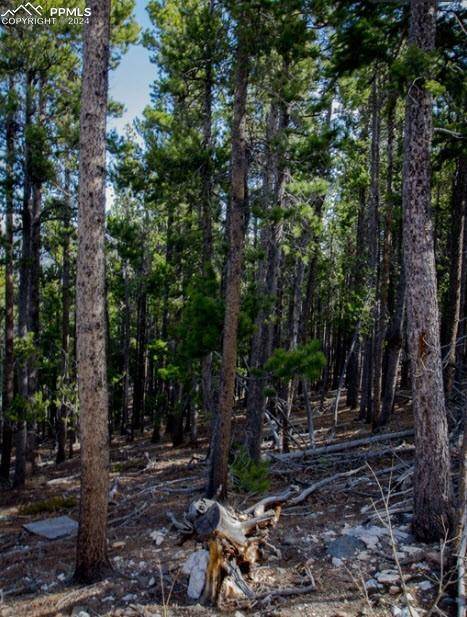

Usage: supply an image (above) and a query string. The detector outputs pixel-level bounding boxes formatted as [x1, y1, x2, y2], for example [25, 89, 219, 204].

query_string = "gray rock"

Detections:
[327, 534, 366, 559]
[375, 569, 400, 585]
[71, 608, 91, 617]
[365, 578, 380, 596]
[182, 549, 210, 600]
[23, 515, 78, 540]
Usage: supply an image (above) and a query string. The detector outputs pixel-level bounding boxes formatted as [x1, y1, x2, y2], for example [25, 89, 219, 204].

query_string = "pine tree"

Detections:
[75, 0, 112, 582]
[402, 0, 454, 541]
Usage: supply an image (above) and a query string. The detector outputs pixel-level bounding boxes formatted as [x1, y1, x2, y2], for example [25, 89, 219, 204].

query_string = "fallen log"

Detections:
[268, 428, 414, 461]
[457, 510, 466, 617]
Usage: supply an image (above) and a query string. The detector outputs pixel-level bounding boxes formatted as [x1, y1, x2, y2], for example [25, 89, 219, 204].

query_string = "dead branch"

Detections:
[269, 429, 414, 461]
[457, 510, 466, 617]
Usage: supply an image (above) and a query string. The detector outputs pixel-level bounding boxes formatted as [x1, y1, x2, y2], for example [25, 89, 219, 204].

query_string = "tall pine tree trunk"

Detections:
[365, 78, 380, 424]
[200, 0, 215, 432]
[121, 261, 131, 436]
[245, 95, 288, 462]
[75, 0, 111, 582]
[14, 70, 34, 488]
[0, 77, 16, 482]
[359, 85, 380, 423]
[132, 275, 147, 437]
[381, 259, 405, 422]
[403, 0, 453, 541]
[442, 156, 466, 398]
[373, 95, 396, 428]
[207, 13, 249, 499]
[56, 167, 72, 463]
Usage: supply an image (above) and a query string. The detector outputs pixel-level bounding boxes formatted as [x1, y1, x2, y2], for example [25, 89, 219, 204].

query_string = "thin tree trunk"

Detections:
[26, 78, 46, 475]
[121, 261, 131, 436]
[0, 77, 16, 482]
[366, 77, 381, 425]
[346, 339, 360, 409]
[373, 95, 396, 428]
[56, 167, 72, 463]
[403, 0, 454, 541]
[381, 262, 406, 423]
[359, 83, 380, 423]
[207, 15, 249, 499]
[333, 326, 360, 426]
[14, 70, 34, 488]
[443, 156, 466, 398]
[245, 94, 288, 461]
[282, 239, 307, 452]
[199, 0, 216, 433]
[132, 277, 147, 437]
[75, 0, 111, 582]
[347, 190, 366, 410]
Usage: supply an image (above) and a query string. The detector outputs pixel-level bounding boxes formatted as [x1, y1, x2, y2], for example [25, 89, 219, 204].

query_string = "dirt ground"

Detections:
[0, 394, 458, 617]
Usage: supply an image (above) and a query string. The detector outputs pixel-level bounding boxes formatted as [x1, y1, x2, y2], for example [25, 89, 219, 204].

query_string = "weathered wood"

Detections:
[180, 496, 282, 606]
[269, 429, 414, 461]
[195, 502, 248, 546]
[245, 488, 297, 517]
[457, 510, 466, 617]
[288, 466, 365, 506]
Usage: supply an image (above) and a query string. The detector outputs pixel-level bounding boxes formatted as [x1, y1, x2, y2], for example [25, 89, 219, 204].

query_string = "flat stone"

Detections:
[343, 524, 387, 549]
[331, 557, 343, 567]
[23, 515, 78, 540]
[375, 569, 400, 585]
[327, 535, 366, 559]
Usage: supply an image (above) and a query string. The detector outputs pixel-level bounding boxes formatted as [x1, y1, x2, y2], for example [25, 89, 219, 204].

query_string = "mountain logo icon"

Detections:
[1, 3, 43, 17]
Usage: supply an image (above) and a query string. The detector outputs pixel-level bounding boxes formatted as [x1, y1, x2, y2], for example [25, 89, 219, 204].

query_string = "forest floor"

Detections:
[0, 393, 460, 617]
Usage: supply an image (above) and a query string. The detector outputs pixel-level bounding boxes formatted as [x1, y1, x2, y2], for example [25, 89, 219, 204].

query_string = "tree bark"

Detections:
[442, 156, 466, 398]
[121, 261, 131, 436]
[75, 0, 111, 582]
[403, 0, 454, 541]
[56, 167, 72, 463]
[199, 0, 216, 434]
[0, 77, 16, 482]
[14, 70, 34, 488]
[245, 94, 288, 462]
[381, 260, 405, 423]
[373, 94, 396, 428]
[207, 14, 249, 499]
[132, 274, 147, 437]
[363, 78, 380, 424]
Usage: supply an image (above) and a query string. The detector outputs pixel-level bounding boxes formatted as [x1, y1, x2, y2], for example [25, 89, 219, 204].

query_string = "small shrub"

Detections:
[19, 495, 76, 515]
[230, 446, 270, 495]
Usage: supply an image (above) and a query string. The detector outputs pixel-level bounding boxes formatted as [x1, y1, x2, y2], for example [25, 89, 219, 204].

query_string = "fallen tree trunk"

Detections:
[458, 510, 466, 617]
[269, 429, 414, 461]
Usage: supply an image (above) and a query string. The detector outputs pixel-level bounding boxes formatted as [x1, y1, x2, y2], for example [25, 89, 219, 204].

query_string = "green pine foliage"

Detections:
[230, 445, 270, 495]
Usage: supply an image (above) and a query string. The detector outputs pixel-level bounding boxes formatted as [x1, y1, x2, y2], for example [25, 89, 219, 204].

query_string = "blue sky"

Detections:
[108, 0, 154, 133]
